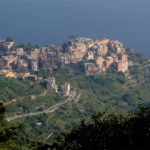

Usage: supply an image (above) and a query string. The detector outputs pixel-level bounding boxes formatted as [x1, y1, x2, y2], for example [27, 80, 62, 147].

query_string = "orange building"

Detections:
[30, 49, 39, 59]
[116, 61, 128, 73]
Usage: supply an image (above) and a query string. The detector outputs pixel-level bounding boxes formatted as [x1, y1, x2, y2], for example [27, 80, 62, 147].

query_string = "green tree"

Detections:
[0, 102, 5, 120]
[48, 105, 150, 149]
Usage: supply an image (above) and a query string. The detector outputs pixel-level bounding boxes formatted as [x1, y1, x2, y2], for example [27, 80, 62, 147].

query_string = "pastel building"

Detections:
[47, 77, 57, 91]
[87, 51, 94, 61]
[84, 63, 97, 75]
[116, 61, 128, 73]
[118, 53, 128, 62]
[95, 56, 104, 69]
[61, 82, 71, 96]
[16, 48, 24, 56]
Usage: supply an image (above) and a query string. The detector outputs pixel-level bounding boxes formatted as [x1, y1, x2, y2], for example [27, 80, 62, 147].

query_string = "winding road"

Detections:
[6, 91, 81, 121]
[6, 99, 70, 121]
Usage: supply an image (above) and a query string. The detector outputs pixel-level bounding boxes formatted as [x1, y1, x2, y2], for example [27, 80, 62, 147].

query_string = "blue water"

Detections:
[0, 0, 150, 55]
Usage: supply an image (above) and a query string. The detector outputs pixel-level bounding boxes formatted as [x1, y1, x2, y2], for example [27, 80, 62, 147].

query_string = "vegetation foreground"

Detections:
[1, 103, 150, 149]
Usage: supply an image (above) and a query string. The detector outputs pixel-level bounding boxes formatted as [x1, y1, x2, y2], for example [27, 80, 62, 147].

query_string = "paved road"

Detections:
[6, 91, 81, 122]
[6, 99, 70, 121]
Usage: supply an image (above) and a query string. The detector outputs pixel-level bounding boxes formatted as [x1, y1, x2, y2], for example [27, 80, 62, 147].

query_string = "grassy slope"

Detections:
[11, 64, 150, 142]
[0, 77, 43, 101]
[5, 51, 150, 143]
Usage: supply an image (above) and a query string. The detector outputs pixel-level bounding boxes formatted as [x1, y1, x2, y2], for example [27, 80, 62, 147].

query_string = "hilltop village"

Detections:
[0, 37, 129, 95]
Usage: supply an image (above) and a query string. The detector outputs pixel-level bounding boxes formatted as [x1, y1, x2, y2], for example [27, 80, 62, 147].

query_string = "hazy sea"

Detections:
[0, 0, 150, 55]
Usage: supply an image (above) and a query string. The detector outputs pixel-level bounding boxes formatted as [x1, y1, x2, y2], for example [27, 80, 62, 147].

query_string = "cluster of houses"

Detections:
[0, 37, 129, 79]
[0, 41, 61, 79]
[65, 38, 129, 75]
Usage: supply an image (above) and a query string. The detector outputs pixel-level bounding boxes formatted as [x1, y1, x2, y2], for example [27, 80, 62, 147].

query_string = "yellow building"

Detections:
[5, 71, 16, 78]
[96, 39, 109, 45]
[106, 56, 114, 65]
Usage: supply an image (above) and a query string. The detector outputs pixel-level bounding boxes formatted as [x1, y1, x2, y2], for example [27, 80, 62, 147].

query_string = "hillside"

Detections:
[0, 37, 150, 147]
[47, 105, 150, 149]
[0, 77, 43, 102]
[3, 50, 150, 144]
